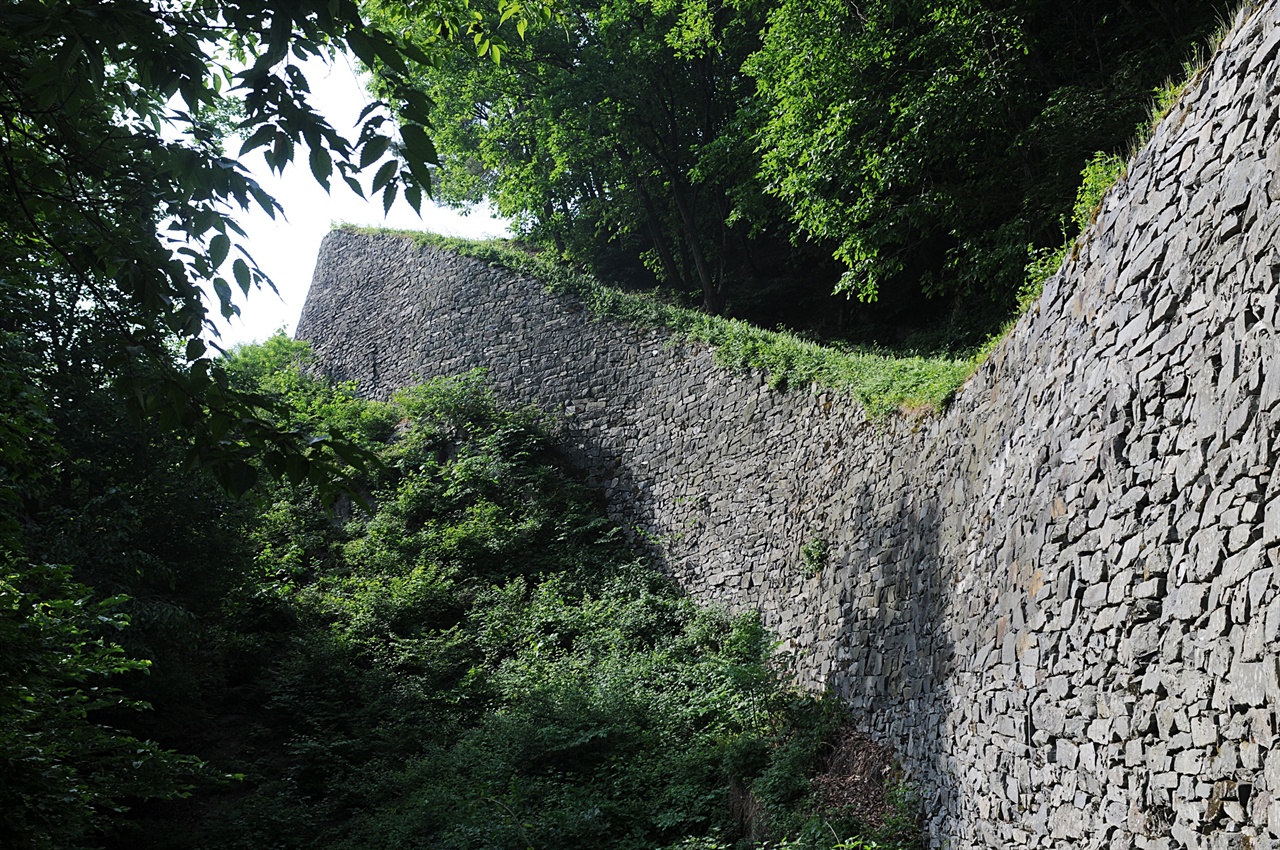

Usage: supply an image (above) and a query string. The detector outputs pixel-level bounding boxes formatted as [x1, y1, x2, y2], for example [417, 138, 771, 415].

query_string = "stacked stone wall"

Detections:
[297, 4, 1280, 846]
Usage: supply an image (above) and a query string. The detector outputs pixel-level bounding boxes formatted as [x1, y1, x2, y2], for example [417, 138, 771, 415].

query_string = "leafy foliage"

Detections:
[1072, 153, 1129, 234]
[1, 327, 919, 848]
[0, 328, 263, 849]
[90, 346, 912, 850]
[801, 537, 829, 577]
[0, 564, 202, 850]
[366, 0, 846, 325]
[376, 0, 1223, 343]
[0, 26, 564, 832]
[1018, 150, 1127, 309]
[0, 0, 548, 502]
[747, 0, 1221, 305]
[0, 1, 1239, 846]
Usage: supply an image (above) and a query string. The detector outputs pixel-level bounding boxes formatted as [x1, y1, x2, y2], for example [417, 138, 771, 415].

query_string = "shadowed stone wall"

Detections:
[297, 4, 1280, 847]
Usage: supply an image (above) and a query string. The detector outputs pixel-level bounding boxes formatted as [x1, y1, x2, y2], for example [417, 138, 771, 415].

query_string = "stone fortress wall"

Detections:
[297, 4, 1280, 846]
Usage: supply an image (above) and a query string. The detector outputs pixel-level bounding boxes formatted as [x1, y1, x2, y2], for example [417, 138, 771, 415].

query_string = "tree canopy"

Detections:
[0, 1, 540, 843]
[379, 0, 1223, 341]
[369, 0, 843, 322]
[0, 0, 546, 497]
[749, 0, 1222, 305]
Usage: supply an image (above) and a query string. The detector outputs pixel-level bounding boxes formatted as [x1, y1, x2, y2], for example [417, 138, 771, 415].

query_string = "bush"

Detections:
[174, 355, 924, 850]
[0, 564, 201, 850]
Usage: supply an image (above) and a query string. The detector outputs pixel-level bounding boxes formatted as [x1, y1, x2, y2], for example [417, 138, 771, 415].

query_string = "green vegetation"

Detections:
[367, 0, 1225, 345]
[801, 537, 830, 577]
[0, 0, 550, 503]
[746, 0, 1221, 306]
[365, 0, 799, 318]
[348, 227, 974, 416]
[1018, 151, 1128, 310]
[1, 337, 921, 850]
[1016, 30, 1221, 312]
[0, 566, 203, 849]
[0, 2, 1254, 847]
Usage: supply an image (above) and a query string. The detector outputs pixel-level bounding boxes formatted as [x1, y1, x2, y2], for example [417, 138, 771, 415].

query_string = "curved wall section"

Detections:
[298, 5, 1280, 847]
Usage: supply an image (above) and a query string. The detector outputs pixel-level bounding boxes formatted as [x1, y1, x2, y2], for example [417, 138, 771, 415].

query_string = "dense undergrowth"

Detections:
[3, 336, 921, 850]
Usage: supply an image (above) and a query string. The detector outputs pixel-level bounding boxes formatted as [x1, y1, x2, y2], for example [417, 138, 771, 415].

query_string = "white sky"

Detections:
[209, 53, 508, 348]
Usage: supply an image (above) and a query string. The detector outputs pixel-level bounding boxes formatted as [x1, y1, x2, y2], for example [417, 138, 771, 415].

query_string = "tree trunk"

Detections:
[635, 182, 685, 290]
[667, 175, 725, 314]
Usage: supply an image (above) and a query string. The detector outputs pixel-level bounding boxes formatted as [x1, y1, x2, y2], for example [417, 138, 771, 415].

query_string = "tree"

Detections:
[747, 0, 1222, 307]
[371, 0, 1221, 338]
[0, 0, 547, 495]
[0, 1, 546, 843]
[371, 0, 833, 318]
[0, 564, 203, 850]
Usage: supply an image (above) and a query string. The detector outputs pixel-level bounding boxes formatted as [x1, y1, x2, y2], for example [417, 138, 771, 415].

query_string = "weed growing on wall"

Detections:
[801, 536, 829, 576]
[1017, 151, 1126, 310]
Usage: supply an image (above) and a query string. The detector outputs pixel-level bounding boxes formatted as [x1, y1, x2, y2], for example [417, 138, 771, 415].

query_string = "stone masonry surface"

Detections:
[298, 4, 1280, 846]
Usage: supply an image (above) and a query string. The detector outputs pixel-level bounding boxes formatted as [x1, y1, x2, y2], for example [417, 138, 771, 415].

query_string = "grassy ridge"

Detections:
[341, 227, 977, 418]
[337, 4, 1251, 417]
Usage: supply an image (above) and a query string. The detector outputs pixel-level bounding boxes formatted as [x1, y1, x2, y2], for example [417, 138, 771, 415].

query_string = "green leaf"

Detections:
[263, 450, 287, 478]
[372, 159, 398, 193]
[209, 233, 230, 269]
[232, 259, 252, 294]
[360, 135, 391, 168]
[346, 29, 378, 67]
[267, 133, 294, 173]
[284, 453, 310, 485]
[309, 145, 333, 190]
[406, 183, 423, 211]
[400, 40, 435, 67]
[239, 123, 275, 155]
[402, 89, 434, 119]
[370, 32, 409, 75]
[249, 184, 278, 218]
[400, 125, 437, 165]
[220, 460, 258, 497]
[213, 277, 233, 317]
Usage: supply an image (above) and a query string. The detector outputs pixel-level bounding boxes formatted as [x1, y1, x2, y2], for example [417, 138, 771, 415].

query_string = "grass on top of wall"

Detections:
[339, 226, 978, 418]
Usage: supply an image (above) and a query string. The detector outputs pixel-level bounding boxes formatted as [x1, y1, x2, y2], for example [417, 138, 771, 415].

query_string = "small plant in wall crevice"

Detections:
[802, 535, 829, 576]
